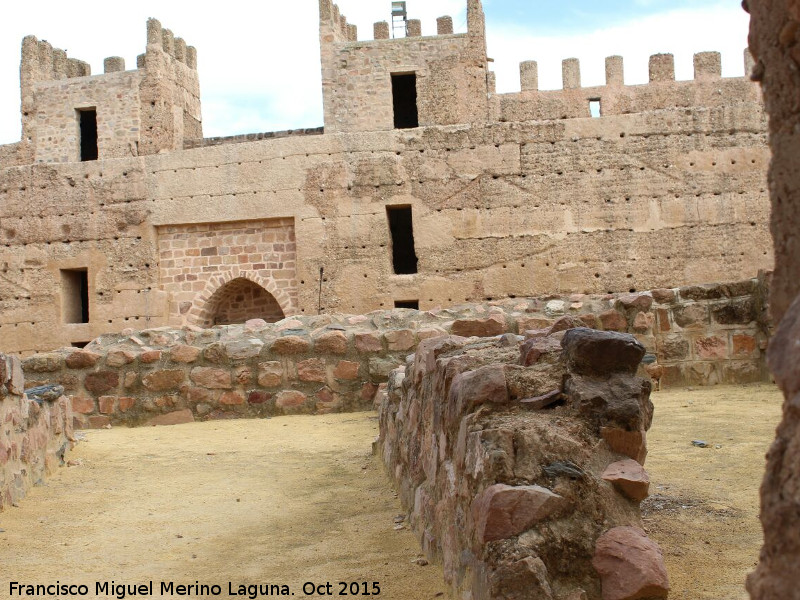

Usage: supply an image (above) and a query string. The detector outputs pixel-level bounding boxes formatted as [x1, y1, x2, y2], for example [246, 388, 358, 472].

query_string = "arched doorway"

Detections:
[202, 277, 285, 327]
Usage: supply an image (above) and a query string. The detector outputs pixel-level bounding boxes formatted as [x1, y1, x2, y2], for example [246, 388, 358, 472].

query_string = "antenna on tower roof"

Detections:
[392, 1, 408, 38]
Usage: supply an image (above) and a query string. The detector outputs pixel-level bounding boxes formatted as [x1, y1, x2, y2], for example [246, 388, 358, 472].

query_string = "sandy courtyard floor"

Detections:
[0, 384, 784, 600]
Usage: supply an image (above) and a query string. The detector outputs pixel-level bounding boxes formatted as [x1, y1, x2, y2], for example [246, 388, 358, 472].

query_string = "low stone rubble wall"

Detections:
[377, 329, 669, 600]
[0, 354, 72, 510]
[19, 277, 770, 429]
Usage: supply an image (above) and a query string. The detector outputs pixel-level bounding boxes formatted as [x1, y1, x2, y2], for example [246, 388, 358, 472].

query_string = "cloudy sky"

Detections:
[0, 0, 750, 145]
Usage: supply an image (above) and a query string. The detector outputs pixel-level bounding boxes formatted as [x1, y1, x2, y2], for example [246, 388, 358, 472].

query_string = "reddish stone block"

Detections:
[118, 397, 136, 412]
[142, 369, 186, 391]
[234, 366, 253, 385]
[169, 344, 201, 363]
[257, 361, 283, 387]
[471, 483, 566, 543]
[139, 350, 163, 364]
[732, 334, 758, 357]
[451, 314, 506, 337]
[599, 310, 628, 332]
[276, 390, 306, 408]
[271, 336, 311, 355]
[694, 336, 727, 360]
[632, 312, 654, 333]
[189, 367, 232, 389]
[71, 396, 96, 414]
[360, 382, 379, 403]
[333, 360, 360, 380]
[650, 288, 676, 304]
[602, 459, 651, 501]
[146, 409, 195, 426]
[84, 371, 120, 395]
[248, 390, 271, 404]
[617, 293, 654, 312]
[592, 527, 669, 600]
[517, 317, 553, 333]
[578, 313, 600, 329]
[297, 358, 326, 382]
[87, 415, 112, 429]
[384, 329, 415, 351]
[601, 427, 648, 465]
[656, 308, 670, 332]
[219, 391, 245, 405]
[314, 330, 348, 354]
[106, 349, 136, 367]
[449, 365, 508, 413]
[65, 350, 102, 369]
[98, 396, 116, 415]
[354, 332, 383, 353]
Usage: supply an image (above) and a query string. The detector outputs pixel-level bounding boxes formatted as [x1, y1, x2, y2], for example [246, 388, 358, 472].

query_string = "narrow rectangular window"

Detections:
[391, 73, 419, 129]
[77, 108, 98, 161]
[61, 269, 89, 323]
[589, 99, 601, 118]
[386, 205, 418, 274]
[394, 300, 419, 310]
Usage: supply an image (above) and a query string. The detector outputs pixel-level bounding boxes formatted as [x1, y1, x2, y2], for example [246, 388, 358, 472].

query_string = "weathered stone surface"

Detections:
[520, 336, 562, 366]
[145, 409, 195, 426]
[694, 336, 727, 360]
[561, 328, 646, 376]
[297, 358, 326, 382]
[139, 350, 162, 364]
[354, 332, 383, 353]
[190, 367, 232, 389]
[368, 357, 403, 378]
[384, 329, 415, 351]
[98, 396, 116, 415]
[616, 293, 653, 312]
[71, 396, 95, 414]
[658, 336, 689, 361]
[599, 310, 628, 332]
[451, 314, 506, 337]
[22, 353, 63, 373]
[601, 427, 648, 465]
[87, 415, 112, 429]
[84, 371, 120, 395]
[65, 350, 102, 369]
[118, 397, 136, 412]
[219, 391, 245, 405]
[106, 349, 136, 367]
[314, 330, 348, 354]
[679, 283, 724, 301]
[333, 360, 360, 379]
[565, 374, 653, 431]
[472, 483, 566, 543]
[271, 335, 311, 355]
[247, 390, 270, 404]
[650, 288, 676, 304]
[449, 365, 509, 414]
[602, 459, 650, 501]
[632, 312, 654, 333]
[224, 338, 264, 360]
[711, 298, 756, 325]
[169, 344, 201, 363]
[673, 303, 708, 328]
[732, 334, 758, 357]
[142, 369, 185, 392]
[592, 526, 669, 600]
[257, 362, 283, 387]
[489, 556, 554, 600]
[275, 390, 306, 408]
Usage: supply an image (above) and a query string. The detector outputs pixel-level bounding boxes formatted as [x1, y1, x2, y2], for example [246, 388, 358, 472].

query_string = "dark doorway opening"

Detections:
[78, 108, 98, 161]
[394, 300, 419, 310]
[71, 341, 90, 348]
[61, 269, 89, 323]
[386, 205, 418, 274]
[391, 73, 419, 129]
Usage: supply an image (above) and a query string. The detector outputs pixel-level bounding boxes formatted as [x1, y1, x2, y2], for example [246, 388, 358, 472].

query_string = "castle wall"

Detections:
[21, 279, 770, 429]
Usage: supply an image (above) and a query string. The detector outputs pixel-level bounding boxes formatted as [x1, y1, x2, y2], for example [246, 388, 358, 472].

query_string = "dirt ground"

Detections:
[0, 384, 784, 600]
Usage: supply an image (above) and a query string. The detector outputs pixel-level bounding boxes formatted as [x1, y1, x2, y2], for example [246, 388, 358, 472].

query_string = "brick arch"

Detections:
[189, 270, 293, 327]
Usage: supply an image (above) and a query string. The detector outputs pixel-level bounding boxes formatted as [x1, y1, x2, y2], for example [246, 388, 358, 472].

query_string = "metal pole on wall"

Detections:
[318, 266, 324, 314]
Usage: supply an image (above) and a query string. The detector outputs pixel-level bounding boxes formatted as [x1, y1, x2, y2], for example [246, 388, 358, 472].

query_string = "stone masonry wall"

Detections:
[19, 278, 770, 430]
[0, 353, 73, 510]
[378, 328, 668, 599]
[156, 218, 297, 326]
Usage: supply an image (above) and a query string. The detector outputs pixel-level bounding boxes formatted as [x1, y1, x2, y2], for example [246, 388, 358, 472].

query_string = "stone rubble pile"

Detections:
[378, 325, 669, 600]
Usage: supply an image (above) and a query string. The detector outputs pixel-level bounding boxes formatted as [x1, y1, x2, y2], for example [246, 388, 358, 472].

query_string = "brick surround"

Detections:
[156, 219, 297, 326]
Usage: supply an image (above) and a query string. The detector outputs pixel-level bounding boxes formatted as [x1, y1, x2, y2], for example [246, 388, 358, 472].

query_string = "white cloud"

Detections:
[0, 1, 750, 146]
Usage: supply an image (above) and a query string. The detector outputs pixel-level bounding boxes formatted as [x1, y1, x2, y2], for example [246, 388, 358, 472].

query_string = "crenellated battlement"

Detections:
[20, 36, 91, 85]
[319, 0, 358, 42]
[518, 49, 755, 92]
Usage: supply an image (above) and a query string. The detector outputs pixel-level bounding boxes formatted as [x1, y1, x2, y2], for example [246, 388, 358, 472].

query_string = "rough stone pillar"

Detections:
[407, 19, 422, 37]
[487, 71, 496, 94]
[174, 38, 187, 63]
[374, 21, 390, 40]
[186, 47, 197, 70]
[52, 49, 68, 79]
[136, 54, 146, 69]
[649, 53, 675, 82]
[146, 18, 163, 47]
[162, 28, 175, 57]
[745, 1, 800, 598]
[520, 60, 538, 91]
[605, 55, 624, 86]
[104, 56, 125, 73]
[437, 16, 453, 34]
[347, 24, 358, 41]
[562, 58, 581, 89]
[693, 51, 721, 79]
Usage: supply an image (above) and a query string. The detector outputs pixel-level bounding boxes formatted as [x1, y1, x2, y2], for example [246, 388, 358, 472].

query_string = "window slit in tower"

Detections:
[77, 108, 98, 161]
[386, 205, 418, 274]
[391, 73, 419, 129]
[61, 268, 89, 323]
